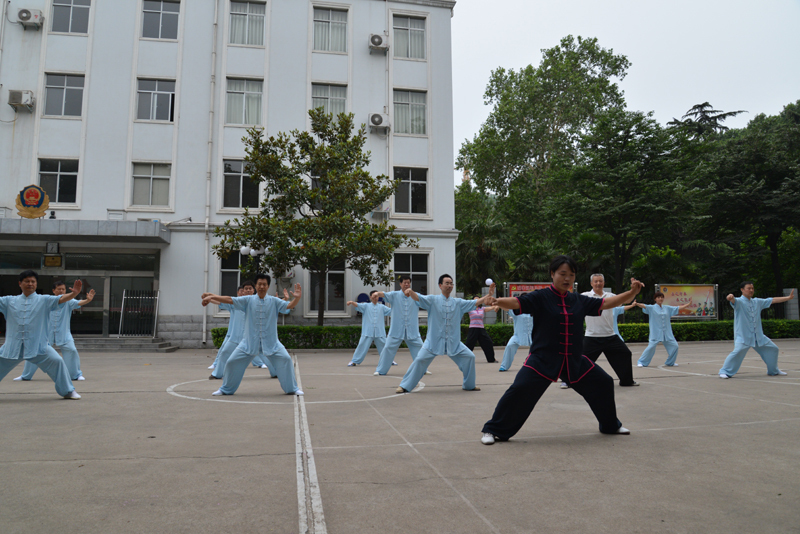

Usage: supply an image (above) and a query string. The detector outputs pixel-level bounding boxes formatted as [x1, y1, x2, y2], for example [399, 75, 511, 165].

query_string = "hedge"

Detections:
[210, 320, 800, 349]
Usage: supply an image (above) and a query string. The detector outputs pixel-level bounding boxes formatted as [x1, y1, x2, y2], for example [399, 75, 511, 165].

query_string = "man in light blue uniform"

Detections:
[15, 280, 95, 382]
[719, 282, 794, 378]
[395, 274, 495, 394]
[499, 307, 532, 372]
[0, 270, 82, 399]
[346, 291, 391, 366]
[210, 282, 277, 380]
[202, 274, 303, 396]
[635, 292, 692, 367]
[374, 275, 425, 376]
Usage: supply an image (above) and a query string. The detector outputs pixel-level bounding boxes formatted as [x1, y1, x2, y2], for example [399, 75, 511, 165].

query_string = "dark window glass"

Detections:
[241, 177, 259, 208]
[52, 5, 71, 32]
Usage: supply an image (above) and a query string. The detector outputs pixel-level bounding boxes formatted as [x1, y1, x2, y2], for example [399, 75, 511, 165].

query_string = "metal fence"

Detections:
[118, 290, 160, 337]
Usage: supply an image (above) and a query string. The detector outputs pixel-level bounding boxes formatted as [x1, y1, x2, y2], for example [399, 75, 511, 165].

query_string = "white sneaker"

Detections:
[667, 363, 679, 367]
[208, 364, 216, 369]
[373, 371, 380, 376]
[637, 363, 644, 367]
[616, 426, 630, 435]
[63, 391, 81, 400]
[559, 382, 569, 389]
[425, 370, 432, 375]
[347, 362, 357, 367]
[260, 364, 268, 369]
[719, 373, 729, 379]
[12, 376, 24, 381]
[776, 370, 787, 376]
[76, 376, 85, 381]
[392, 361, 398, 366]
[293, 389, 304, 396]
[481, 433, 496, 445]
[212, 389, 226, 396]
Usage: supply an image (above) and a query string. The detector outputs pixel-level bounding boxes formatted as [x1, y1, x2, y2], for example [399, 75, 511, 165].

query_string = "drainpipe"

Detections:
[202, 0, 221, 344]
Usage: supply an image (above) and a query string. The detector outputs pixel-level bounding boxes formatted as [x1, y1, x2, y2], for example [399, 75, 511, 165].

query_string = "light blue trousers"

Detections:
[399, 344, 476, 392]
[499, 336, 527, 371]
[219, 344, 298, 395]
[350, 335, 387, 365]
[375, 336, 424, 375]
[0, 346, 75, 396]
[637, 339, 679, 367]
[20, 340, 83, 380]
[212, 339, 276, 378]
[719, 340, 780, 377]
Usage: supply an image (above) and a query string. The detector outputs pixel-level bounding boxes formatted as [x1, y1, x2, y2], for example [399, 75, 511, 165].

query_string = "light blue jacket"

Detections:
[730, 296, 773, 346]
[612, 307, 625, 341]
[49, 299, 82, 346]
[509, 309, 533, 346]
[642, 304, 679, 342]
[382, 290, 422, 339]
[219, 302, 246, 344]
[0, 293, 63, 359]
[355, 302, 391, 338]
[231, 294, 290, 355]
[417, 294, 476, 355]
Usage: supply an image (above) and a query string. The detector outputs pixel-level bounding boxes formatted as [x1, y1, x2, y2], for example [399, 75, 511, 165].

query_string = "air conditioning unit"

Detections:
[371, 201, 390, 219]
[369, 34, 389, 52]
[17, 8, 44, 29]
[368, 113, 390, 132]
[279, 270, 295, 280]
[8, 90, 35, 112]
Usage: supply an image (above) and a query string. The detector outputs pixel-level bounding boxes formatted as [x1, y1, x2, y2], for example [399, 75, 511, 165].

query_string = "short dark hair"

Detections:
[254, 273, 271, 286]
[654, 291, 665, 299]
[549, 255, 577, 276]
[52, 280, 66, 289]
[438, 274, 453, 285]
[240, 280, 255, 290]
[369, 290, 377, 297]
[19, 270, 38, 282]
[740, 281, 754, 290]
[398, 274, 411, 283]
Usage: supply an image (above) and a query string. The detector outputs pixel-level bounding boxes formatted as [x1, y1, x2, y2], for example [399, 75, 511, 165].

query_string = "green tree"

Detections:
[213, 109, 417, 325]
[456, 35, 630, 195]
[667, 102, 746, 139]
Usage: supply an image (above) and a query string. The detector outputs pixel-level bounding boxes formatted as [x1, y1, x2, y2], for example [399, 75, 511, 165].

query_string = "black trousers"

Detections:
[482, 364, 622, 440]
[583, 335, 635, 386]
[465, 327, 496, 362]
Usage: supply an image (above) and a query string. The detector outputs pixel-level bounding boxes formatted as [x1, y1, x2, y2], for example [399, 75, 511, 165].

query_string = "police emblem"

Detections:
[16, 185, 50, 218]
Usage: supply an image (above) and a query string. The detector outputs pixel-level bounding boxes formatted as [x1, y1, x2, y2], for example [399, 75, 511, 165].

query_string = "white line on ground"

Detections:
[355, 388, 502, 534]
[293, 354, 327, 534]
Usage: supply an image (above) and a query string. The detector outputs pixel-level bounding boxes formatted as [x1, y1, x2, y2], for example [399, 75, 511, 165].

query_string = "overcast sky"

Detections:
[450, 0, 800, 185]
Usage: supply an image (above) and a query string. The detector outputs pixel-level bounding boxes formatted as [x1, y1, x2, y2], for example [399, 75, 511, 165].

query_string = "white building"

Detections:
[0, 0, 458, 347]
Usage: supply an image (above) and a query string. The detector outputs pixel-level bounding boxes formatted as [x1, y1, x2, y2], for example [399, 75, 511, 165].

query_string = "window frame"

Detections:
[50, 0, 91, 35]
[225, 77, 263, 126]
[135, 78, 176, 123]
[312, 6, 348, 54]
[43, 73, 85, 118]
[228, 1, 266, 47]
[392, 14, 427, 61]
[392, 89, 427, 136]
[141, 0, 180, 41]
[221, 159, 260, 211]
[392, 166, 428, 217]
[393, 252, 430, 296]
[38, 158, 80, 206]
[130, 162, 172, 209]
[310, 83, 347, 116]
[307, 261, 348, 316]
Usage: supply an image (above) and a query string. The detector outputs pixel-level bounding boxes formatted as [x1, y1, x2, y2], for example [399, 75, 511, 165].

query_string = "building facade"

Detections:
[0, 0, 458, 347]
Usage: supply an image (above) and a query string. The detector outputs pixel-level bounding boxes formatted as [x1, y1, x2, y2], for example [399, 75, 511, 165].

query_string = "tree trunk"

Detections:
[316, 269, 327, 326]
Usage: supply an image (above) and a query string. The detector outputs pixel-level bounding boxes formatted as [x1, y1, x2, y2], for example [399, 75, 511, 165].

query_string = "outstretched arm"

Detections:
[678, 302, 693, 310]
[78, 289, 96, 306]
[286, 283, 301, 310]
[491, 297, 521, 311]
[772, 289, 795, 304]
[346, 300, 358, 307]
[601, 279, 644, 309]
[202, 294, 234, 307]
[374, 291, 386, 298]
[474, 283, 497, 307]
[59, 279, 83, 304]
[623, 303, 638, 311]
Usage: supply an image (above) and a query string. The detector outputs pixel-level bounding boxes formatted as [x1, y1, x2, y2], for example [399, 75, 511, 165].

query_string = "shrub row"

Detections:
[211, 320, 800, 349]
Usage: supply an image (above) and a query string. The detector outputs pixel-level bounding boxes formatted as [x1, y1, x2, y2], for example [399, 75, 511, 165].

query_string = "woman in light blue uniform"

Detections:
[499, 307, 532, 372]
[635, 292, 691, 367]
[15, 280, 95, 381]
[347, 291, 392, 366]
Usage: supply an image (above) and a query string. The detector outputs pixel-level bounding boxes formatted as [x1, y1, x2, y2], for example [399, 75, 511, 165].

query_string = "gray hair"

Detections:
[590, 273, 604, 281]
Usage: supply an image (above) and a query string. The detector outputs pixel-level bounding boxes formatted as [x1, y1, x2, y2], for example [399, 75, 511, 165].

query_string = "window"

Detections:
[220, 253, 255, 297]
[223, 160, 259, 209]
[226, 79, 262, 125]
[51, 0, 91, 34]
[393, 90, 426, 135]
[132, 163, 170, 206]
[39, 159, 78, 204]
[313, 8, 346, 52]
[136, 79, 175, 121]
[394, 167, 427, 214]
[311, 84, 346, 116]
[230, 2, 265, 46]
[394, 253, 428, 294]
[44, 74, 84, 117]
[142, 0, 180, 40]
[310, 260, 345, 312]
[393, 16, 425, 59]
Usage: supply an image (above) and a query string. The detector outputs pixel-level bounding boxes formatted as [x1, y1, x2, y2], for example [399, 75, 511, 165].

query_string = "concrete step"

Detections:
[0, 337, 180, 353]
